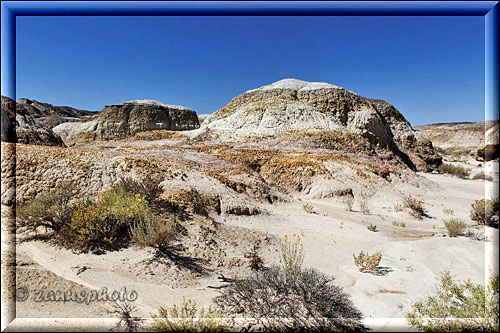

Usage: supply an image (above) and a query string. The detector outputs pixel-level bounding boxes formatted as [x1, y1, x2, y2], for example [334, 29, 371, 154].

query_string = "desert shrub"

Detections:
[406, 271, 499, 332]
[353, 251, 382, 273]
[214, 266, 365, 331]
[392, 221, 406, 228]
[279, 234, 305, 273]
[151, 298, 228, 332]
[117, 177, 163, 204]
[358, 192, 370, 214]
[470, 198, 499, 228]
[443, 218, 467, 237]
[403, 195, 427, 219]
[302, 203, 315, 214]
[110, 301, 143, 332]
[16, 182, 77, 235]
[341, 194, 354, 212]
[438, 163, 470, 179]
[442, 208, 454, 215]
[393, 203, 403, 212]
[129, 214, 175, 253]
[59, 188, 149, 253]
[244, 244, 264, 271]
[472, 171, 494, 181]
[367, 224, 378, 232]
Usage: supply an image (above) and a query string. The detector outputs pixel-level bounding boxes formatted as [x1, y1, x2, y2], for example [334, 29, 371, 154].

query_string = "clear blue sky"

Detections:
[15, 16, 485, 125]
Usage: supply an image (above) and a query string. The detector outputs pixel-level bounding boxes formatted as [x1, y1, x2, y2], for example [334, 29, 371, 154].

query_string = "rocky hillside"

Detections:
[197, 79, 441, 171]
[54, 99, 200, 145]
[16, 98, 97, 128]
[1, 96, 65, 146]
[415, 120, 499, 153]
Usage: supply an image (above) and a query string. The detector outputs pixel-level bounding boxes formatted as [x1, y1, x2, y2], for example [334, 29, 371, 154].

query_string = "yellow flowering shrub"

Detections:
[279, 233, 305, 273]
[60, 189, 149, 253]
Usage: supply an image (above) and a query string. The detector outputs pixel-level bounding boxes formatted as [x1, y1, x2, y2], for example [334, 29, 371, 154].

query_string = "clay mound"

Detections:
[1, 96, 65, 146]
[197, 79, 441, 171]
[54, 99, 200, 144]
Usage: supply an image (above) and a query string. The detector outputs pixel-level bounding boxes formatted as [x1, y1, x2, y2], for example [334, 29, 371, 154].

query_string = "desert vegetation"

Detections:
[358, 191, 371, 215]
[392, 221, 406, 228]
[443, 218, 467, 237]
[353, 251, 382, 273]
[406, 271, 499, 332]
[151, 298, 228, 332]
[367, 223, 378, 232]
[438, 163, 471, 179]
[400, 195, 427, 219]
[16, 178, 178, 253]
[302, 203, 316, 214]
[472, 171, 494, 181]
[470, 197, 499, 228]
[212, 234, 365, 331]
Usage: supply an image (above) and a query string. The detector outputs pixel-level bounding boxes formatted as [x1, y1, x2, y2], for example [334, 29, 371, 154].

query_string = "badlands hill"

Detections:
[415, 120, 499, 152]
[16, 98, 97, 128]
[1, 96, 65, 146]
[198, 79, 441, 171]
[54, 99, 200, 145]
[415, 120, 499, 161]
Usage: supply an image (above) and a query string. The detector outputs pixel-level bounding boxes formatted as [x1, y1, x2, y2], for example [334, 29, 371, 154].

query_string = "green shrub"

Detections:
[443, 218, 467, 237]
[470, 198, 499, 228]
[151, 298, 228, 332]
[60, 188, 149, 253]
[438, 163, 470, 179]
[302, 203, 315, 214]
[367, 224, 378, 232]
[407, 271, 499, 332]
[403, 195, 426, 219]
[278, 234, 304, 273]
[129, 214, 175, 253]
[353, 251, 382, 273]
[16, 182, 77, 235]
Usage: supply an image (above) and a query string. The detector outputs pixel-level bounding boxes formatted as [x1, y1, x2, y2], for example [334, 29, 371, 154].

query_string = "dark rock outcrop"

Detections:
[1, 96, 65, 146]
[16, 98, 97, 128]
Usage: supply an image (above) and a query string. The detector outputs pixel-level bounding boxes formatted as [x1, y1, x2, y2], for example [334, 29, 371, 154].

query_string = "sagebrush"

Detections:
[470, 198, 499, 228]
[353, 251, 382, 273]
[214, 266, 365, 331]
[403, 195, 427, 219]
[443, 218, 467, 237]
[151, 298, 228, 332]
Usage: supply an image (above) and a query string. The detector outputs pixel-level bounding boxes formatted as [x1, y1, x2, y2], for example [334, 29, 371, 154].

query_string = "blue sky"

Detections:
[15, 16, 485, 125]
